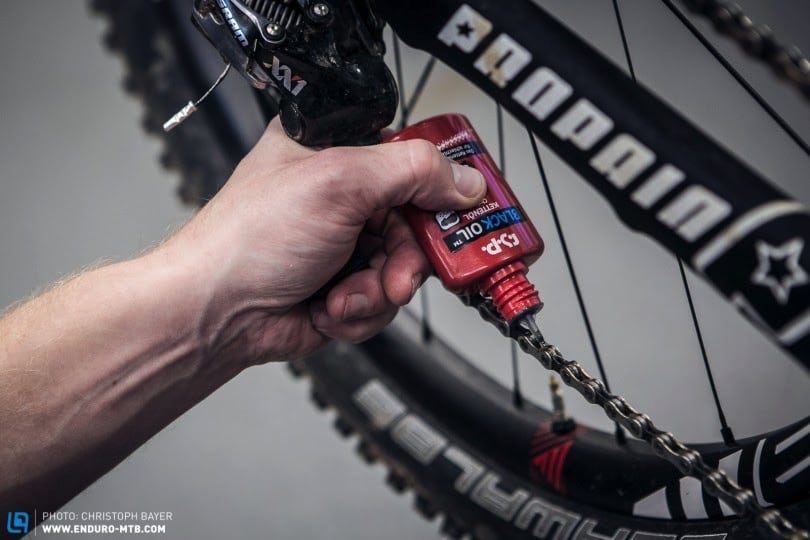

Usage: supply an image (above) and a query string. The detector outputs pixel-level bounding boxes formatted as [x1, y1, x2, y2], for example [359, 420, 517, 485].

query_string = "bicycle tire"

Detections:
[93, 1, 810, 538]
[90, 0, 259, 206]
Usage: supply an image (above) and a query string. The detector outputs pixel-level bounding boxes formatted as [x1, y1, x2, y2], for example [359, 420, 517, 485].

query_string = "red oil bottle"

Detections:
[386, 114, 545, 323]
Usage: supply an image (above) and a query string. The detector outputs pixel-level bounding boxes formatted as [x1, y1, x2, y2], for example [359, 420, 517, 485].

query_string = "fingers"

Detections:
[310, 236, 426, 341]
[247, 124, 485, 229]
[308, 138, 486, 223]
[333, 211, 429, 308]
[326, 267, 390, 321]
[310, 266, 399, 342]
[383, 138, 487, 207]
[310, 302, 399, 343]
[379, 211, 431, 305]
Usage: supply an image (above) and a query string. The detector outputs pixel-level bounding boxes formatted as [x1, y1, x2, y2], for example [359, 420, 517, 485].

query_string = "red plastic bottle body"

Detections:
[386, 114, 545, 321]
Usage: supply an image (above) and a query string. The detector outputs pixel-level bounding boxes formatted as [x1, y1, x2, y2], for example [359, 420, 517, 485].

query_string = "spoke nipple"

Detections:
[549, 375, 575, 434]
[720, 425, 737, 446]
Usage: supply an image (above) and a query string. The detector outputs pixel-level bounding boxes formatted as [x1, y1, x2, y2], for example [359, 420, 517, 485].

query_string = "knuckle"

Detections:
[313, 147, 351, 177]
[405, 139, 444, 184]
[309, 148, 356, 191]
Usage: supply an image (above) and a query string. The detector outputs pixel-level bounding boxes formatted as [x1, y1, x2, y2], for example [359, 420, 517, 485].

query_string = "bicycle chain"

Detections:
[459, 292, 809, 540]
[680, 0, 810, 98]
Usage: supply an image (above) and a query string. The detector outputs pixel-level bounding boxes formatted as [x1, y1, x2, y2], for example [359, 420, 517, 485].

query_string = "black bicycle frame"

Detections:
[375, 0, 810, 370]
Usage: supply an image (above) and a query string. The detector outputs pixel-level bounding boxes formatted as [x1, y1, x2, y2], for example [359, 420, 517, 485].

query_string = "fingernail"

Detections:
[410, 274, 423, 301]
[343, 293, 370, 321]
[452, 163, 485, 199]
[311, 303, 333, 328]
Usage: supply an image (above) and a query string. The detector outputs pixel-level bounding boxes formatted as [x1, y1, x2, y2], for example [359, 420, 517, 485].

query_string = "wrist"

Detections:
[132, 247, 210, 364]
[144, 235, 283, 367]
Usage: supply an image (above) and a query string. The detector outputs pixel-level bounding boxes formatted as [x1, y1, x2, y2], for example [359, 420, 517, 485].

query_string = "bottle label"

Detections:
[433, 133, 513, 252]
[443, 207, 525, 252]
[389, 114, 544, 293]
[441, 140, 483, 161]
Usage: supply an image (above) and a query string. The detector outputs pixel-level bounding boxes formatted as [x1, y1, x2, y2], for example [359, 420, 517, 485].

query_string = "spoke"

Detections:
[496, 104, 524, 407]
[392, 33, 437, 128]
[612, 0, 637, 79]
[661, 0, 810, 159]
[676, 260, 736, 445]
[496, 104, 507, 175]
[613, 0, 733, 445]
[527, 130, 623, 442]
[402, 57, 437, 126]
[391, 32, 435, 342]
[391, 34, 408, 129]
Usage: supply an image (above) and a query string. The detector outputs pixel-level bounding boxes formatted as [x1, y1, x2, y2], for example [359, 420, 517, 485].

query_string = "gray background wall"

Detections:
[1, 2, 808, 539]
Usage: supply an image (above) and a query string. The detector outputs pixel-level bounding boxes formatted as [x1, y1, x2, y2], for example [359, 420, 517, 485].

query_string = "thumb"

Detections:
[310, 138, 486, 220]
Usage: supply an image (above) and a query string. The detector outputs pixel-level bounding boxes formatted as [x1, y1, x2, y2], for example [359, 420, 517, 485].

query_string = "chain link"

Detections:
[679, 0, 810, 98]
[457, 4, 810, 537]
[459, 292, 809, 540]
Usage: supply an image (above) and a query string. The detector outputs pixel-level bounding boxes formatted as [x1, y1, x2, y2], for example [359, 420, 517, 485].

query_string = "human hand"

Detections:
[159, 118, 486, 365]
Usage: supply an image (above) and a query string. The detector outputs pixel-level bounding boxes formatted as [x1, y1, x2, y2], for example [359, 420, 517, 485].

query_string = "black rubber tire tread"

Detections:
[296, 328, 810, 540]
[91, 0, 236, 205]
[94, 2, 810, 538]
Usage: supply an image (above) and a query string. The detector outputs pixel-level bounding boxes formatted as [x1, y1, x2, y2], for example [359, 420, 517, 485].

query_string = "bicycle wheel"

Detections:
[93, 0, 810, 538]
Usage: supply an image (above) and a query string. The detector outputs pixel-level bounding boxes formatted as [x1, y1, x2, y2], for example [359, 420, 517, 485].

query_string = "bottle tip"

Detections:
[481, 264, 542, 324]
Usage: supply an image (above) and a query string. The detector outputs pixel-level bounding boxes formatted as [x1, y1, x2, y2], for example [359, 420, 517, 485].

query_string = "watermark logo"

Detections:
[6, 511, 29, 535]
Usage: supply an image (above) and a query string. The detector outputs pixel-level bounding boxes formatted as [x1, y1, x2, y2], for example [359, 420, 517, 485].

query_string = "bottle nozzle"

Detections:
[480, 262, 542, 323]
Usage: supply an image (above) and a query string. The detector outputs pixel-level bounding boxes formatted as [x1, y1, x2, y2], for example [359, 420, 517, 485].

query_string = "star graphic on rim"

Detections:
[457, 21, 474, 38]
[750, 238, 809, 305]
